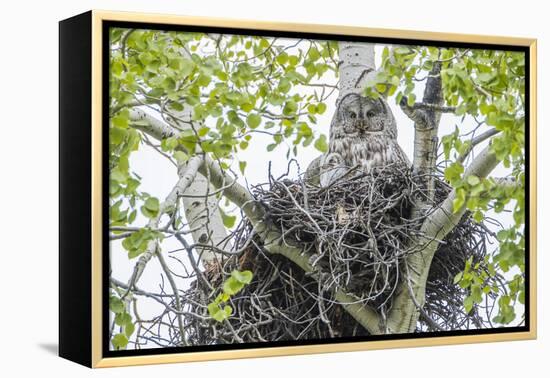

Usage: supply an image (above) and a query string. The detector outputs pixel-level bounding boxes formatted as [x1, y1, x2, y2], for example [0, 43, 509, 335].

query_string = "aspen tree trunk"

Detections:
[166, 105, 231, 265]
[164, 36, 230, 265]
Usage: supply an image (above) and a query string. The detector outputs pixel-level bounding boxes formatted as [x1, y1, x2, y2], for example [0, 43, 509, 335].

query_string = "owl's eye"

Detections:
[366, 110, 376, 118]
[348, 111, 357, 119]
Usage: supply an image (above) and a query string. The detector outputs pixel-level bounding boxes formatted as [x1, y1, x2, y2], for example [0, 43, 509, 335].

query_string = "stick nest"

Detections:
[183, 164, 499, 344]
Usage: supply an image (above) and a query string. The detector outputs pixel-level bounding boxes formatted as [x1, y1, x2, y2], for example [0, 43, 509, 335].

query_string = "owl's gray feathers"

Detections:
[317, 93, 409, 187]
[329, 92, 398, 140]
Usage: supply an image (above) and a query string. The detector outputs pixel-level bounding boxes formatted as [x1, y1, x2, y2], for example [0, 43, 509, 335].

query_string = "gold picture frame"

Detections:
[59, 9, 537, 368]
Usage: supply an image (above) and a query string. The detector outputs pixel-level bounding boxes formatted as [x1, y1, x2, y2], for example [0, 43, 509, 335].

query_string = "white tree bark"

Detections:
[386, 145, 499, 333]
[338, 42, 376, 98]
[167, 108, 230, 264]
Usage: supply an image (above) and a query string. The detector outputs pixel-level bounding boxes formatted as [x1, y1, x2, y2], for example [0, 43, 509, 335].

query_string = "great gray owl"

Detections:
[317, 93, 410, 187]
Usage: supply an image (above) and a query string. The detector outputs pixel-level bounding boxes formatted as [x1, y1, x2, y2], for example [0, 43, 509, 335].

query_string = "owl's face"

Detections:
[333, 94, 397, 139]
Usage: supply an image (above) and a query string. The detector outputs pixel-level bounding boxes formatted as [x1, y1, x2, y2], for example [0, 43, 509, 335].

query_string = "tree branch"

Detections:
[425, 144, 499, 241]
[155, 248, 188, 346]
[123, 154, 203, 294]
[457, 128, 501, 164]
[404, 61, 443, 208]
[494, 176, 518, 190]
[387, 143, 500, 333]
[129, 109, 261, 221]
[411, 102, 456, 113]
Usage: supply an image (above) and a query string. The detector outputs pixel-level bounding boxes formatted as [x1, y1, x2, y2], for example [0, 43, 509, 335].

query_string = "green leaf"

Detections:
[283, 100, 298, 116]
[473, 211, 484, 223]
[112, 110, 129, 129]
[223, 305, 233, 317]
[471, 284, 483, 303]
[180, 59, 195, 77]
[207, 302, 219, 316]
[466, 196, 478, 211]
[246, 113, 262, 129]
[169, 102, 184, 112]
[407, 93, 416, 107]
[239, 161, 247, 175]
[467, 175, 480, 186]
[223, 277, 245, 295]
[231, 270, 253, 284]
[161, 137, 179, 152]
[207, 303, 230, 323]
[121, 228, 157, 258]
[453, 271, 463, 284]
[173, 150, 189, 164]
[316, 103, 327, 114]
[109, 297, 125, 314]
[112, 333, 128, 350]
[162, 77, 176, 91]
[144, 197, 159, 212]
[444, 162, 464, 184]
[278, 78, 291, 93]
[124, 322, 135, 338]
[198, 126, 210, 137]
[114, 312, 132, 326]
[276, 52, 289, 65]
[197, 74, 211, 87]
[314, 134, 328, 153]
[221, 211, 236, 228]
[288, 55, 299, 66]
[110, 127, 127, 145]
[453, 189, 466, 213]
[464, 295, 474, 314]
[308, 47, 320, 60]
[519, 290, 525, 304]
[141, 197, 160, 218]
[215, 292, 230, 304]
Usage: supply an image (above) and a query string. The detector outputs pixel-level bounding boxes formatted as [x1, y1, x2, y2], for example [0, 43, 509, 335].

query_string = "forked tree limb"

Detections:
[401, 61, 444, 207]
[386, 143, 499, 333]
[457, 128, 501, 164]
[123, 151, 203, 293]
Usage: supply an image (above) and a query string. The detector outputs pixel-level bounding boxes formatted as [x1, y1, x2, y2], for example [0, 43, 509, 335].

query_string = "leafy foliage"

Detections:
[207, 270, 254, 323]
[109, 293, 135, 350]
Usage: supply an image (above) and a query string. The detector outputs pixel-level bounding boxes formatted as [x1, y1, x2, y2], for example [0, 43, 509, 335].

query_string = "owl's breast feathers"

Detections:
[329, 133, 409, 172]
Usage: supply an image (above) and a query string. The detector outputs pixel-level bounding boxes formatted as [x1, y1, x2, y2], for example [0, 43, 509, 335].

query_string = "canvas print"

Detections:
[107, 26, 527, 351]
